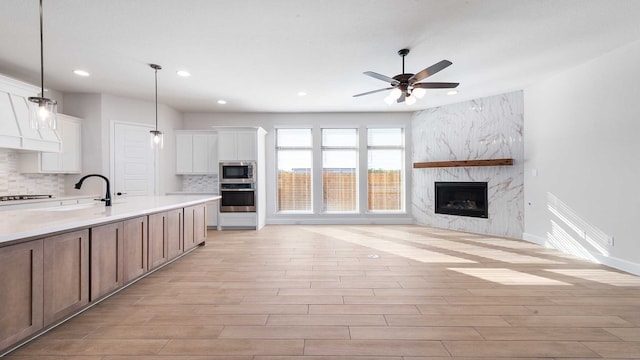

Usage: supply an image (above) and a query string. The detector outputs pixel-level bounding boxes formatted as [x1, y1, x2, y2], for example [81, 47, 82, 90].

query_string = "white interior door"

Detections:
[113, 122, 155, 197]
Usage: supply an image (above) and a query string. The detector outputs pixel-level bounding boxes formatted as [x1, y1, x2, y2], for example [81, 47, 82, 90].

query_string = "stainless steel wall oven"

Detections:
[220, 182, 256, 212]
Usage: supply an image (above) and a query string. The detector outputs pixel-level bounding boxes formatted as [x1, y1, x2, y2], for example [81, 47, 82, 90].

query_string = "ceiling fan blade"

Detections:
[409, 60, 453, 83]
[353, 87, 394, 97]
[364, 71, 400, 86]
[413, 82, 459, 89]
[397, 93, 406, 103]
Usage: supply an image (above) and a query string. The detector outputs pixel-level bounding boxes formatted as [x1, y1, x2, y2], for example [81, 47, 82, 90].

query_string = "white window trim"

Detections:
[270, 123, 410, 223]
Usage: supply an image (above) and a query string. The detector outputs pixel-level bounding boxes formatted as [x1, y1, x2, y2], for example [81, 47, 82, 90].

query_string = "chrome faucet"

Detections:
[74, 174, 112, 206]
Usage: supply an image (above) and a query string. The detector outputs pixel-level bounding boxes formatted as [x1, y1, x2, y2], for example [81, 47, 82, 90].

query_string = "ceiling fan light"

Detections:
[406, 95, 417, 105]
[383, 95, 395, 105]
[412, 88, 426, 99]
[389, 88, 402, 100]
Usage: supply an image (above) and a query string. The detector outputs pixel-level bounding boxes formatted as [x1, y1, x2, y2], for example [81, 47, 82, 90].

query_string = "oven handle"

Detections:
[220, 188, 255, 192]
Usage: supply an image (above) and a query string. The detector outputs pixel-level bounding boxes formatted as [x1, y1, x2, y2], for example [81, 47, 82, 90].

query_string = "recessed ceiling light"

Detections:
[217, 100, 227, 105]
[73, 69, 90, 77]
[297, 91, 307, 97]
[176, 70, 191, 77]
[447, 90, 458, 96]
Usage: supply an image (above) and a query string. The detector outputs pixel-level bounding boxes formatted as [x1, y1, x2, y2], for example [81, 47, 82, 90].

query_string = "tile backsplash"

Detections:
[0, 149, 65, 196]
[182, 175, 219, 193]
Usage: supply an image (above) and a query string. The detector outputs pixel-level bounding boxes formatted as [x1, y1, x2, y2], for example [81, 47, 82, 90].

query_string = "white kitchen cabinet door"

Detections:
[192, 134, 208, 173]
[60, 117, 81, 172]
[175, 133, 193, 174]
[176, 132, 217, 175]
[193, 134, 218, 173]
[235, 131, 256, 161]
[217, 130, 256, 161]
[217, 131, 236, 161]
[40, 115, 81, 173]
[207, 134, 218, 173]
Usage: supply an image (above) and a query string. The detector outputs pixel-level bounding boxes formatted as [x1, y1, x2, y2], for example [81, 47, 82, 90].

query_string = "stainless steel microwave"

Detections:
[219, 161, 256, 183]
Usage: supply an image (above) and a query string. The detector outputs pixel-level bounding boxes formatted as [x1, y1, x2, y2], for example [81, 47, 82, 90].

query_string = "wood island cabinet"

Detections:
[90, 222, 124, 301]
[43, 230, 89, 325]
[167, 208, 184, 260]
[148, 212, 169, 270]
[0, 199, 215, 354]
[184, 204, 206, 251]
[0, 240, 44, 352]
[122, 217, 148, 284]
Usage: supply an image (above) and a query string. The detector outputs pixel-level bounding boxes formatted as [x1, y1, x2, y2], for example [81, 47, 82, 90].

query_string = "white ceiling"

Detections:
[1, 0, 639, 113]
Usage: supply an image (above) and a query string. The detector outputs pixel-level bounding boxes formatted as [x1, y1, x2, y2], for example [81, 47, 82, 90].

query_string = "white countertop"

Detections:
[0, 195, 220, 245]
[0, 194, 98, 208]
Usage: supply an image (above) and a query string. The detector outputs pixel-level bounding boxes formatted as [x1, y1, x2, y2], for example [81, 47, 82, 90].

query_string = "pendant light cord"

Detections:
[154, 66, 158, 131]
[39, 0, 45, 97]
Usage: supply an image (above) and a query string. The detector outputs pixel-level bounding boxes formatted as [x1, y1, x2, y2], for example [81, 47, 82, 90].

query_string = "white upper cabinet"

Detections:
[175, 133, 193, 174]
[218, 129, 256, 161]
[176, 131, 217, 175]
[19, 114, 82, 174]
[0, 74, 61, 152]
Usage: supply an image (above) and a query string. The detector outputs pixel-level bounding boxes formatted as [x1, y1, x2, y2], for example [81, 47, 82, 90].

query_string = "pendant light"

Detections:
[28, 0, 57, 130]
[149, 64, 163, 149]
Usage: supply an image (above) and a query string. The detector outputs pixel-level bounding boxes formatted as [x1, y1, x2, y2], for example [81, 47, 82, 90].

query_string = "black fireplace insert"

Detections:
[435, 182, 488, 218]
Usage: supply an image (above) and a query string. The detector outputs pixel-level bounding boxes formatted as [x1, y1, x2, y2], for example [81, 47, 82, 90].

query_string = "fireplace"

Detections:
[435, 182, 488, 218]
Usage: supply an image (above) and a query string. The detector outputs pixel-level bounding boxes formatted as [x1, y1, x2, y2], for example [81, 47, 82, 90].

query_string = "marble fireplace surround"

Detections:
[411, 91, 524, 239]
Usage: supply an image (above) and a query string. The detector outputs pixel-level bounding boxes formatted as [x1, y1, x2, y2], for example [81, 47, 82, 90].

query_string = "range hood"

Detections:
[0, 74, 61, 152]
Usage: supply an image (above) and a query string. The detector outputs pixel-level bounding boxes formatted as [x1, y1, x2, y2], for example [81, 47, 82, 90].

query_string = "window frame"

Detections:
[275, 128, 314, 214]
[321, 128, 359, 213]
[366, 127, 406, 213]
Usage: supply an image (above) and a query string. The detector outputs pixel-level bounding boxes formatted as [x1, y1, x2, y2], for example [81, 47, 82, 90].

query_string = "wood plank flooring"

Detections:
[5, 225, 640, 359]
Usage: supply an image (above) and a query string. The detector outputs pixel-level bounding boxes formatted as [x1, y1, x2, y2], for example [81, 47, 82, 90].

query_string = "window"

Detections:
[322, 128, 358, 212]
[274, 125, 406, 217]
[276, 129, 312, 212]
[368, 128, 404, 211]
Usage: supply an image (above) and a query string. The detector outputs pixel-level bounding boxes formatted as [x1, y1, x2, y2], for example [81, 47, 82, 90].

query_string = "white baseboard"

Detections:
[522, 232, 640, 276]
[266, 217, 413, 225]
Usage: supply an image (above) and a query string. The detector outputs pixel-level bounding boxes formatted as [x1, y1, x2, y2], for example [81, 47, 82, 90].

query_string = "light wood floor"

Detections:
[6, 225, 640, 359]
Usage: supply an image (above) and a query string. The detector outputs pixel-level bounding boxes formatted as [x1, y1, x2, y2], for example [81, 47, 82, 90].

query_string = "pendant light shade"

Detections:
[149, 64, 163, 149]
[29, 0, 57, 130]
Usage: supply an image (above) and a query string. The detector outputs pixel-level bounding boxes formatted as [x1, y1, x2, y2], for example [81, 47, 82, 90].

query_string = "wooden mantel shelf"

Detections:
[413, 158, 514, 168]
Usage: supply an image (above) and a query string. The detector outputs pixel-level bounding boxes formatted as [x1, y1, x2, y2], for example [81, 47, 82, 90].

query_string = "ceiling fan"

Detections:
[353, 48, 459, 104]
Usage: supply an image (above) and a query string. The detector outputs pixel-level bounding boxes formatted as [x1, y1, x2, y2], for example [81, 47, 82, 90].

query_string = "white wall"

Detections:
[102, 94, 183, 195]
[411, 91, 524, 238]
[63, 93, 105, 196]
[524, 39, 640, 275]
[64, 93, 183, 197]
[184, 112, 414, 224]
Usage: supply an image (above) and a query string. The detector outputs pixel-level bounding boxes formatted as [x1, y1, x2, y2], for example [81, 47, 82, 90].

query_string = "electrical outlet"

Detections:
[607, 236, 614, 247]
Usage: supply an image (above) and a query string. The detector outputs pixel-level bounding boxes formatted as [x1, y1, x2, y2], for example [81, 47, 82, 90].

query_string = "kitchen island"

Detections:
[0, 195, 220, 354]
